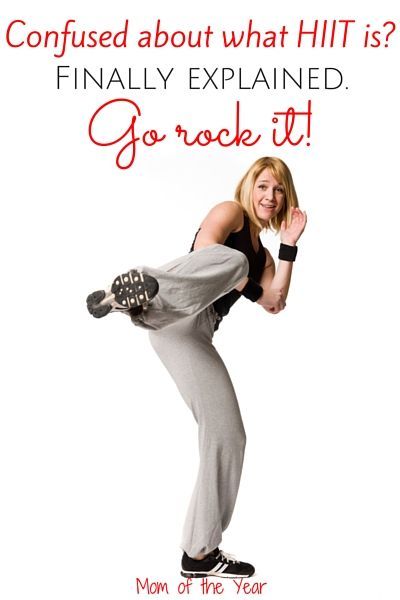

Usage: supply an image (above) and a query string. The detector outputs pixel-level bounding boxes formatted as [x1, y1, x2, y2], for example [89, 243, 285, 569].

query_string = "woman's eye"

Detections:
[275, 188, 284, 194]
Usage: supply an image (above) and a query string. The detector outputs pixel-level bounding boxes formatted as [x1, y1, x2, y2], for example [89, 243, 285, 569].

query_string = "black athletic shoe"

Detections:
[181, 548, 255, 578]
[86, 269, 159, 319]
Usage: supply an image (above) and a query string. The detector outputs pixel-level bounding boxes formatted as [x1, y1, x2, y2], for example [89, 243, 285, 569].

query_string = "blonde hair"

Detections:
[234, 157, 299, 233]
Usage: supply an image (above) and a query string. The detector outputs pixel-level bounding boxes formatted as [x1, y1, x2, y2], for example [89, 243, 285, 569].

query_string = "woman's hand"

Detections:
[280, 207, 307, 245]
[257, 286, 286, 314]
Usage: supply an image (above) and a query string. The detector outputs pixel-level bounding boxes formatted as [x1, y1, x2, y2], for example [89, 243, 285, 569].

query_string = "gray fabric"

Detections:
[131, 244, 249, 557]
[131, 244, 249, 330]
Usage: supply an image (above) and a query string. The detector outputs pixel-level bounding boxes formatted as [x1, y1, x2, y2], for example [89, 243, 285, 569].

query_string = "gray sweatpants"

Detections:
[130, 244, 249, 557]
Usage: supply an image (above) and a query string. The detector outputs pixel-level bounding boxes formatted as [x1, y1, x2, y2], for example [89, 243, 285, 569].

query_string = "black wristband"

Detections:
[240, 278, 263, 302]
[278, 243, 298, 262]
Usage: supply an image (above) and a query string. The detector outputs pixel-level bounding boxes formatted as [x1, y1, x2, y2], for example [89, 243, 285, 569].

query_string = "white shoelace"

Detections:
[218, 549, 238, 564]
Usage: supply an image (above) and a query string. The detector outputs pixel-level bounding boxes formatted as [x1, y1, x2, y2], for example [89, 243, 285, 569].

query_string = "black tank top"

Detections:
[189, 213, 266, 329]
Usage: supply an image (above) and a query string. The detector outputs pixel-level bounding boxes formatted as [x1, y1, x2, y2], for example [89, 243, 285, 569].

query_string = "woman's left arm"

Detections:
[260, 207, 307, 305]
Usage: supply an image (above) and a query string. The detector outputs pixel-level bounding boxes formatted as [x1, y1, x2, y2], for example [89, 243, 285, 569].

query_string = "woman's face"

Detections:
[252, 168, 285, 224]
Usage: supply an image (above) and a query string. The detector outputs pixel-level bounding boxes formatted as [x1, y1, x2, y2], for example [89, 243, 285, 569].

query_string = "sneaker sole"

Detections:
[180, 570, 254, 579]
[86, 270, 159, 319]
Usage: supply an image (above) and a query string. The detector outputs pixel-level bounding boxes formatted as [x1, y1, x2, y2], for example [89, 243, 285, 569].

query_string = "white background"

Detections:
[1, 2, 399, 600]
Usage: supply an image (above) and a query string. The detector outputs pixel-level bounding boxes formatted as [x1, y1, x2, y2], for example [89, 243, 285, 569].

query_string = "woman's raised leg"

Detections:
[87, 244, 249, 328]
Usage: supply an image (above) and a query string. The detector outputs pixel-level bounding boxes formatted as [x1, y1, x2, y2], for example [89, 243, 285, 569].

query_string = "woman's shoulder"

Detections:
[213, 200, 243, 215]
[193, 201, 245, 249]
[207, 201, 244, 231]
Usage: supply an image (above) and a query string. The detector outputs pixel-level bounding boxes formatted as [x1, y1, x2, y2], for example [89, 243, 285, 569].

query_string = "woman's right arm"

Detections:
[193, 201, 250, 293]
[192, 201, 243, 250]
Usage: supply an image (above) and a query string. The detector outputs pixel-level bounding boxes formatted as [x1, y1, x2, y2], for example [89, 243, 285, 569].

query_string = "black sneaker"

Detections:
[86, 269, 159, 319]
[181, 547, 255, 578]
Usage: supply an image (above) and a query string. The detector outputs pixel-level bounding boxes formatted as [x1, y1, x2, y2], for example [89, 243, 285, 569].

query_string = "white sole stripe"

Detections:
[180, 570, 251, 579]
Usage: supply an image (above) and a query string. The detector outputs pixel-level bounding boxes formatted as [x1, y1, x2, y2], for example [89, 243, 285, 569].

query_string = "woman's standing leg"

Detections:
[148, 306, 246, 558]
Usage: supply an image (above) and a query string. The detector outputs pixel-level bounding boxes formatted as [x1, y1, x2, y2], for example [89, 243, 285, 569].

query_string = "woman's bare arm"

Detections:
[192, 201, 243, 250]
[257, 208, 307, 313]
[193, 201, 249, 292]
[257, 251, 286, 314]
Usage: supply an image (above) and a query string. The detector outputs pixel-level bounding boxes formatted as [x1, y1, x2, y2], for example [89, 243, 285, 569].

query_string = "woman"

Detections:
[86, 157, 307, 578]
